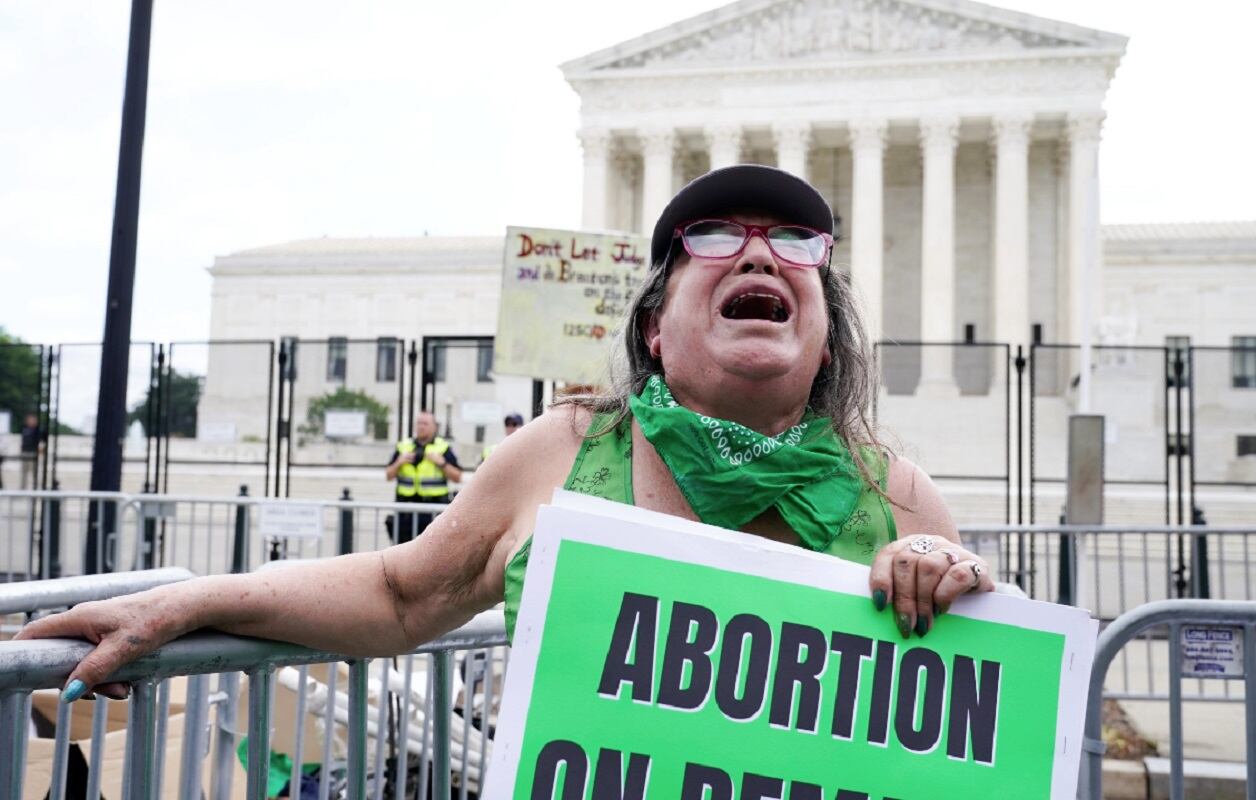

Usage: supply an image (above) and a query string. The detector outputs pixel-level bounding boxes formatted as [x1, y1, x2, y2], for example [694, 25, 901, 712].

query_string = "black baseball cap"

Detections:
[504, 413, 524, 426]
[650, 164, 835, 267]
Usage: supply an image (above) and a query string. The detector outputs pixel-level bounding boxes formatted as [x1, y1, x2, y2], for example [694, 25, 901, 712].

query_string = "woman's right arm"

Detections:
[15, 407, 587, 696]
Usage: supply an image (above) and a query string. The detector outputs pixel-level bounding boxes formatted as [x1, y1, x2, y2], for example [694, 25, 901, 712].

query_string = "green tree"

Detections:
[129, 369, 203, 438]
[299, 387, 391, 442]
[0, 327, 43, 433]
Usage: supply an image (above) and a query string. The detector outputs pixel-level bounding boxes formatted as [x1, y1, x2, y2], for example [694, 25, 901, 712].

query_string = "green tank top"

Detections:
[502, 413, 896, 640]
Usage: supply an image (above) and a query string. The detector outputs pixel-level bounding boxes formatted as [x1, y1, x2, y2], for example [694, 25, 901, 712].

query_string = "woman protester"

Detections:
[17, 165, 994, 703]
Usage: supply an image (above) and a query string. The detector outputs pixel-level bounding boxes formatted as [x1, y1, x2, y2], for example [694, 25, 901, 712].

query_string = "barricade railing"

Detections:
[959, 523, 1255, 612]
[1, 530, 1252, 798]
[961, 523, 1255, 703]
[0, 490, 133, 582]
[9, 491, 1250, 611]
[1078, 599, 1256, 800]
[0, 567, 195, 616]
[1, 490, 451, 581]
[0, 610, 508, 800]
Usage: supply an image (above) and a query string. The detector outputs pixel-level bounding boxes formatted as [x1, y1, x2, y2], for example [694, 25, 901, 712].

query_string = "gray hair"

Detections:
[558, 238, 888, 493]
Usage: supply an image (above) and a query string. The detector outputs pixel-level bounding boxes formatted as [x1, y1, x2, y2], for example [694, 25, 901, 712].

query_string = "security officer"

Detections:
[385, 411, 462, 541]
[479, 411, 524, 466]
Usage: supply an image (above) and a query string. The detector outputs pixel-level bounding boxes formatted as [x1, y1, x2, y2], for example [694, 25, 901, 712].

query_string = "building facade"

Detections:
[563, 0, 1126, 376]
[184, 0, 1255, 517]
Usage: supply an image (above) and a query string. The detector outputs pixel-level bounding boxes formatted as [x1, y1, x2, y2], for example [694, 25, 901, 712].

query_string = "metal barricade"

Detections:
[1079, 599, 1256, 800]
[0, 568, 194, 799]
[0, 609, 507, 800]
[0, 489, 452, 579]
[960, 523, 1256, 613]
[0, 568, 194, 616]
[5, 490, 1250, 606]
[0, 490, 132, 582]
[961, 523, 1255, 704]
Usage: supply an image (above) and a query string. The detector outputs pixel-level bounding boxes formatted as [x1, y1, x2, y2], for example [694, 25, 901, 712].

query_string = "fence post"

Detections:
[0, 692, 30, 800]
[338, 488, 354, 555]
[138, 481, 158, 570]
[231, 485, 249, 574]
[1190, 506, 1211, 599]
[210, 672, 240, 800]
[1056, 513, 1074, 606]
[179, 674, 211, 800]
[433, 651, 453, 799]
[40, 480, 63, 580]
[1013, 345, 1027, 589]
[1172, 349, 1189, 598]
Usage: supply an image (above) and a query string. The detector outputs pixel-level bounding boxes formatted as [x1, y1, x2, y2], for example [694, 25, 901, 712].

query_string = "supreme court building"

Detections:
[192, 0, 1256, 519]
[563, 0, 1123, 373]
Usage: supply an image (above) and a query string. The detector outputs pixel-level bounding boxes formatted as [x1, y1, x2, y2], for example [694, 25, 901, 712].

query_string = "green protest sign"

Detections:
[486, 492, 1096, 799]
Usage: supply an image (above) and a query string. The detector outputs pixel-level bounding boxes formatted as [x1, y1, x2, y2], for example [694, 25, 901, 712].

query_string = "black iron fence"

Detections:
[3, 338, 1252, 522]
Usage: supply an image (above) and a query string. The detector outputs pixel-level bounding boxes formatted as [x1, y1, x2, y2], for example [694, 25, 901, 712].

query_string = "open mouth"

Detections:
[721, 292, 790, 323]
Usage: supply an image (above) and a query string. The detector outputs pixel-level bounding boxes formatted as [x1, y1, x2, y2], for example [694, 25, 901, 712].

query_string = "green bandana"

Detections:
[629, 375, 863, 551]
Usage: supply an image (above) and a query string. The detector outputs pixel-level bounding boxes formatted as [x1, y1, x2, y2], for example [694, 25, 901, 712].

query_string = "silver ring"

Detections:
[908, 536, 936, 555]
[965, 560, 984, 585]
[940, 549, 960, 566]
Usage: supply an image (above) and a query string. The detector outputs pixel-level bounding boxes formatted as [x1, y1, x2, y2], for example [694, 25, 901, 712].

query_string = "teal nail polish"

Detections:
[61, 679, 87, 703]
[872, 589, 887, 612]
[915, 615, 930, 637]
[896, 612, 912, 639]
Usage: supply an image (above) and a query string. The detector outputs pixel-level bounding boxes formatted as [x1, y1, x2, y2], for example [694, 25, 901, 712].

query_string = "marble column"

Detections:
[578, 128, 611, 231]
[1067, 111, 1104, 410]
[849, 118, 888, 341]
[918, 114, 960, 391]
[640, 127, 677, 236]
[705, 124, 743, 171]
[992, 113, 1033, 345]
[772, 121, 811, 178]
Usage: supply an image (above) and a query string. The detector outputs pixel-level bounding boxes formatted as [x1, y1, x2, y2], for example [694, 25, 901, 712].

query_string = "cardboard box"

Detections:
[22, 678, 249, 800]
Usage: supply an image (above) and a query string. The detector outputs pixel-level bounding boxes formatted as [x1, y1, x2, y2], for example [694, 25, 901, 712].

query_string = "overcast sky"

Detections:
[2, 0, 1253, 347]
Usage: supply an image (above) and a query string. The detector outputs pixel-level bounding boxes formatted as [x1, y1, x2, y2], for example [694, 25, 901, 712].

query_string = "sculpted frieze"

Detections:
[575, 59, 1113, 114]
[599, 0, 1083, 70]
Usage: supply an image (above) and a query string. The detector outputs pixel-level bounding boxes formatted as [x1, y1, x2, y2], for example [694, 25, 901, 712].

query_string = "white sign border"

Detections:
[485, 490, 1097, 799]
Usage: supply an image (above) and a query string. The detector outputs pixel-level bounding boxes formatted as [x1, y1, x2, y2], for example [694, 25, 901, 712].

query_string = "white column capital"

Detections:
[918, 114, 960, 151]
[772, 121, 811, 178]
[704, 124, 743, 171]
[577, 127, 612, 158]
[991, 113, 1034, 148]
[640, 127, 677, 159]
[771, 120, 812, 150]
[704, 123, 742, 146]
[848, 118, 888, 152]
[1066, 111, 1105, 146]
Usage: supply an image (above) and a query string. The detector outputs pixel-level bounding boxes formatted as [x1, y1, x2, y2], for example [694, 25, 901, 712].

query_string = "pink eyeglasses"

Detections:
[674, 219, 833, 268]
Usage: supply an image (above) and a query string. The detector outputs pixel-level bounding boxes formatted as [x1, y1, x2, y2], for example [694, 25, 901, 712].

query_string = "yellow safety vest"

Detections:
[395, 437, 452, 499]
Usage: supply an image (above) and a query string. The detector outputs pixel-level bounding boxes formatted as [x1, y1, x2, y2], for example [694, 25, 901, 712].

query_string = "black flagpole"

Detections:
[86, 0, 154, 573]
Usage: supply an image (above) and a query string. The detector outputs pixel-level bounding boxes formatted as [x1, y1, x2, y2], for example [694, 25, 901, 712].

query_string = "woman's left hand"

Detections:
[869, 534, 994, 639]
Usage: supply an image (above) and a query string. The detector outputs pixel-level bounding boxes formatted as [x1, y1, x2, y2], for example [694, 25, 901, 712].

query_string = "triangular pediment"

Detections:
[562, 0, 1125, 74]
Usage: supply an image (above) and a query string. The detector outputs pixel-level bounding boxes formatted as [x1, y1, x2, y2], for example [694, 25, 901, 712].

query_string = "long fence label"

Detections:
[1180, 625, 1244, 678]
[494, 226, 649, 383]
[256, 502, 323, 540]
[487, 492, 1097, 799]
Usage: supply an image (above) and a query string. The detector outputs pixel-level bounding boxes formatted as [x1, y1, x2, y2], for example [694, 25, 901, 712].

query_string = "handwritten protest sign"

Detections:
[494, 226, 649, 383]
[485, 492, 1097, 799]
